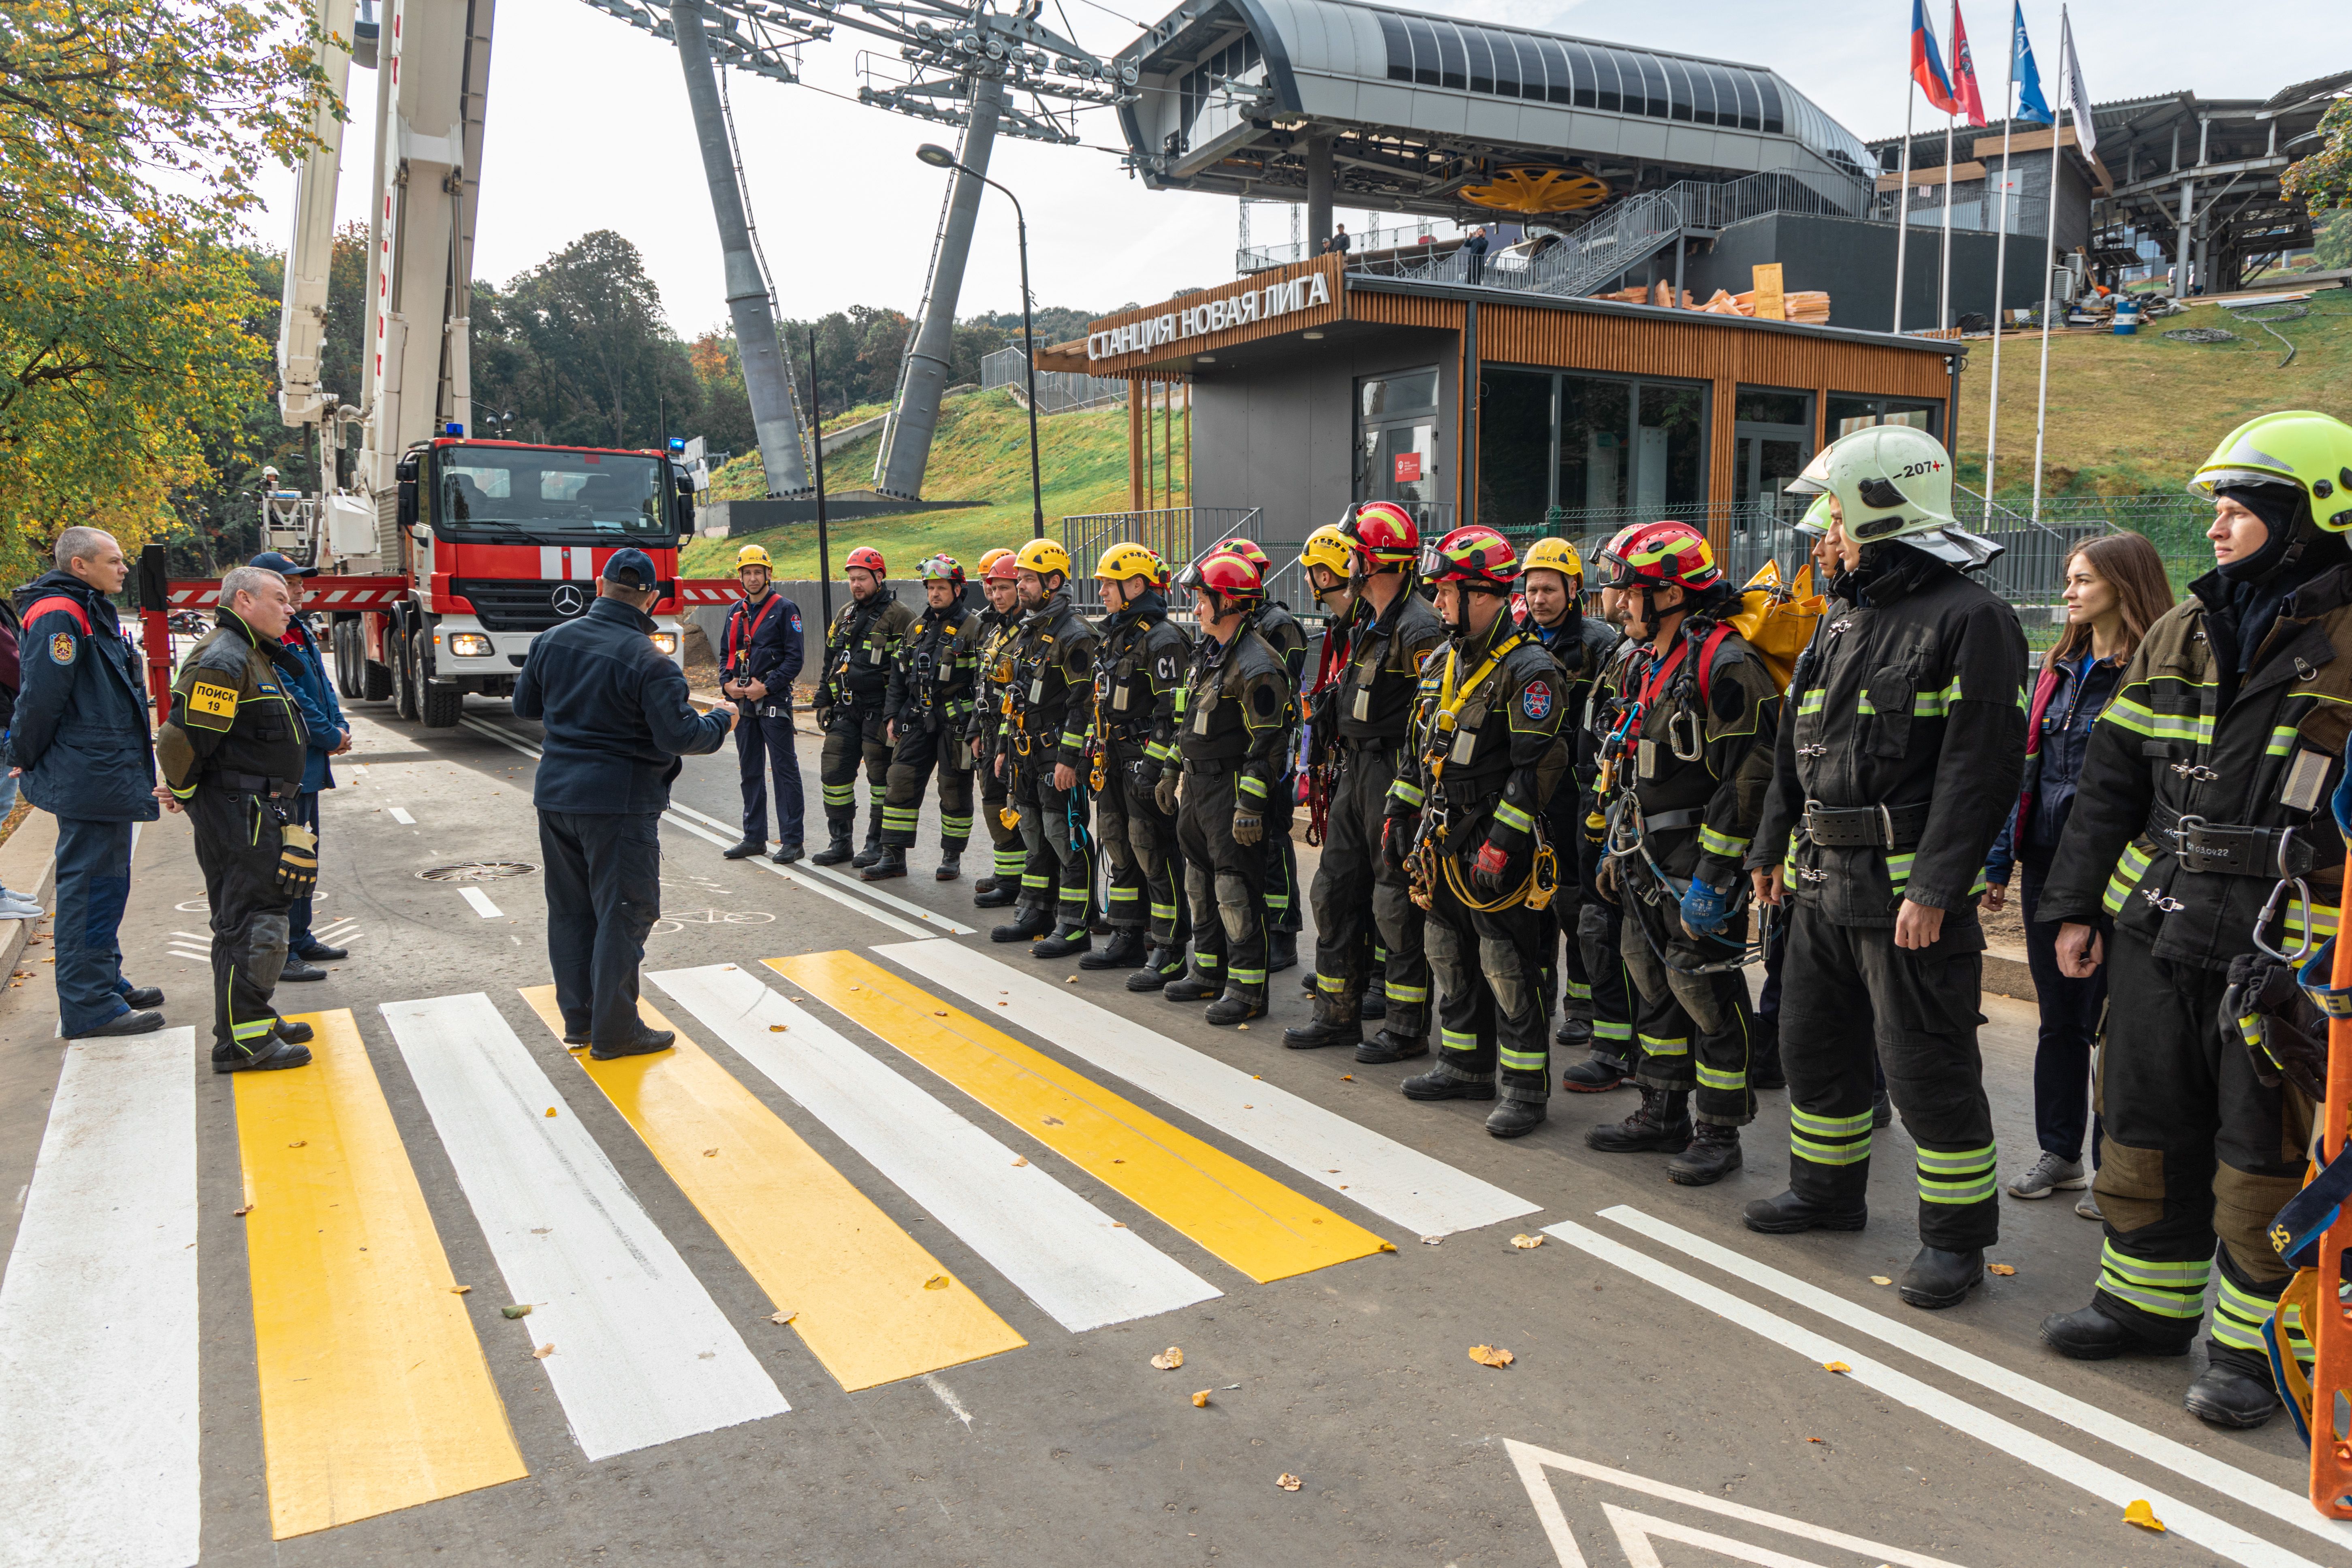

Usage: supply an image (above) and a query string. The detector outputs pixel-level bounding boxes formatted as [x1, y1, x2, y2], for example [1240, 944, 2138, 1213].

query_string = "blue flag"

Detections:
[2012, 2, 2053, 124]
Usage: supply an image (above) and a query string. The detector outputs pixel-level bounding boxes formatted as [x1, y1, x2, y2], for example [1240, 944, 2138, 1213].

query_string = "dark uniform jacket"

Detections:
[962, 605, 1020, 755]
[1336, 587, 1446, 747]
[1387, 612, 1569, 862]
[1520, 604, 1620, 846]
[816, 589, 915, 717]
[1604, 614, 1781, 892]
[721, 589, 805, 718]
[1007, 593, 1099, 773]
[513, 595, 731, 814]
[1254, 602, 1310, 693]
[2040, 561, 2352, 970]
[157, 611, 310, 798]
[280, 611, 347, 796]
[1753, 543, 2029, 926]
[886, 603, 977, 736]
[11, 570, 159, 821]
[1096, 594, 1189, 763]
[1172, 621, 1292, 811]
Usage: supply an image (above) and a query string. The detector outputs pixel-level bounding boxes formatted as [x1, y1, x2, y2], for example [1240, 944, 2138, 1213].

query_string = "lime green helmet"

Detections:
[1786, 423, 1998, 566]
[2188, 411, 2352, 532]
[1793, 493, 1835, 537]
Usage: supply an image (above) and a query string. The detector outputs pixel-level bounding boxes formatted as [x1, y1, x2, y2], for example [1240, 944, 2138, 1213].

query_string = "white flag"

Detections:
[2060, 7, 2096, 156]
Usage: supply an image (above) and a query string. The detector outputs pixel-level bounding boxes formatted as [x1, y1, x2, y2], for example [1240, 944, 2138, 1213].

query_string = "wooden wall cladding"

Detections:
[1471, 303, 1951, 400]
[1347, 291, 1466, 331]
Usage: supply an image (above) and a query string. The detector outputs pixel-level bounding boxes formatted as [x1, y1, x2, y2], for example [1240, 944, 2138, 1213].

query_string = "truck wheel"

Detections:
[333, 621, 362, 700]
[420, 678, 463, 728]
[392, 628, 420, 720]
[362, 659, 393, 702]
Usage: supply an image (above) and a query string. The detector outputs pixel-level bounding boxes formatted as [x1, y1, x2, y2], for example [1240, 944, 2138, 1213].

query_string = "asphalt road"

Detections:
[0, 691, 2337, 1568]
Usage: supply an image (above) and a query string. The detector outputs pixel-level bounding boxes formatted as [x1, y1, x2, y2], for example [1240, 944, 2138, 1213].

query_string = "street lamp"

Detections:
[916, 142, 1045, 541]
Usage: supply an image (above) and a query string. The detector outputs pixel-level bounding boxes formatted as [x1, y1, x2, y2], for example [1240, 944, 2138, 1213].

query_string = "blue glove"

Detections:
[1680, 878, 1732, 935]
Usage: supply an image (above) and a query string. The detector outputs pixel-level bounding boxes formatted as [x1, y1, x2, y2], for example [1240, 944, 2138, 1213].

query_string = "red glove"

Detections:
[1382, 816, 1409, 872]
[1471, 840, 1512, 897]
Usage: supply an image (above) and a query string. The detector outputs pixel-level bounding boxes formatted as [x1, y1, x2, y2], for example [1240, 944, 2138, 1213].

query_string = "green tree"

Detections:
[2284, 98, 2352, 213]
[2316, 208, 2352, 272]
[472, 230, 701, 450]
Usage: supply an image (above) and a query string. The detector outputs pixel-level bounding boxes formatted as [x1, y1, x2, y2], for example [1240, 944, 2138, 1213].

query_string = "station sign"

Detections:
[1087, 270, 1332, 362]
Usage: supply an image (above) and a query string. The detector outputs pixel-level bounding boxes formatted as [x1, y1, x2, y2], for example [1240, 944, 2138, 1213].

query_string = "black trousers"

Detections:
[1097, 738, 1187, 945]
[2019, 846, 2105, 1162]
[539, 809, 662, 1049]
[2090, 926, 2309, 1367]
[1579, 898, 1635, 1069]
[978, 740, 1026, 885]
[819, 710, 890, 835]
[1308, 747, 1428, 1034]
[1177, 769, 1267, 1001]
[1012, 757, 1094, 927]
[1267, 790, 1302, 936]
[881, 722, 972, 851]
[287, 791, 324, 949]
[735, 710, 804, 850]
[1779, 901, 1998, 1250]
[1618, 863, 1756, 1127]
[190, 787, 295, 1056]
[1421, 856, 1553, 1103]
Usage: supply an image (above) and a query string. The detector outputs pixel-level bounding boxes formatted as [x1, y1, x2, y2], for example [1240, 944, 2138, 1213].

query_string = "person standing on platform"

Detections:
[870, 554, 978, 882]
[810, 547, 913, 867]
[1084, 543, 1191, 980]
[993, 538, 1100, 957]
[513, 549, 734, 1059]
[719, 542, 807, 864]
[1213, 537, 1306, 974]
[965, 548, 1027, 907]
[11, 527, 165, 1037]
[1561, 566, 1644, 1093]
[247, 552, 352, 979]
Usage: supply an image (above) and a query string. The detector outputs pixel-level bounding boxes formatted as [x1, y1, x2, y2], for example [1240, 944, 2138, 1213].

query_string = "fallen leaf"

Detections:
[1042, 1115, 1065, 1126]
[1988, 1263, 2017, 1276]
[924, 1274, 950, 1291]
[1011, 1156, 1029, 1167]
[233, 1204, 254, 1217]
[1192, 1390, 1211, 1407]
[1112, 1221, 1128, 1229]
[530, 1227, 551, 1235]
[1067, 976, 1078, 983]
[1509, 1234, 1544, 1250]
[1806, 1436, 1825, 1444]
[1244, 1104, 1253, 1109]
[286, 1139, 306, 1148]
[544, 1107, 558, 1118]
[933, 1010, 948, 1017]
[1341, 1074, 1354, 1081]
[502, 1304, 532, 1320]
[1275, 1473, 1302, 1491]
[532, 1343, 555, 1359]
[1377, 1241, 1397, 1253]
[448, 1285, 471, 1295]
[997, 1001, 1009, 1007]
[1869, 1275, 1893, 1286]
[1468, 1345, 1515, 1369]
[1150, 1346, 1185, 1370]
[771, 1310, 798, 1326]
[769, 1024, 788, 1033]
[1822, 1361, 1852, 1374]
[1421, 1235, 1443, 1246]
[2123, 1500, 2164, 1533]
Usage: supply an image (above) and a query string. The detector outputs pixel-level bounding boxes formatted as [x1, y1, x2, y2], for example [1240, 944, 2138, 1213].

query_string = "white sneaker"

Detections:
[2006, 1151, 2089, 1199]
[0, 894, 44, 920]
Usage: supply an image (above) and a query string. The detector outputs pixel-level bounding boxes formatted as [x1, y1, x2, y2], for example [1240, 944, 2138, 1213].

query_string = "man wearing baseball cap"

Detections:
[249, 551, 352, 979]
[514, 547, 735, 1058]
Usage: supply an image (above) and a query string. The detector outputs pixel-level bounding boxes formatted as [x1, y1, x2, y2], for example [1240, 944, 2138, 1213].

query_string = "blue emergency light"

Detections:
[444, 421, 464, 437]
[668, 436, 687, 455]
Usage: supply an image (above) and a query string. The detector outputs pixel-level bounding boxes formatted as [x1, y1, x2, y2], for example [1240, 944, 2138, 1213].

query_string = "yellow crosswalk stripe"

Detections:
[771, 952, 1389, 1283]
[234, 1009, 526, 1538]
[518, 987, 1025, 1390]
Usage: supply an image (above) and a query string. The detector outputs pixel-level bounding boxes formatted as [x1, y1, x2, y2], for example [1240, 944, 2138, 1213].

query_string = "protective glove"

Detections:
[1233, 803, 1263, 847]
[1382, 816, 1410, 873]
[1471, 839, 1513, 899]
[1680, 877, 1732, 936]
[813, 704, 833, 732]
[275, 821, 319, 897]
[1154, 767, 1181, 816]
[1593, 854, 1620, 905]
[2223, 951, 2329, 1103]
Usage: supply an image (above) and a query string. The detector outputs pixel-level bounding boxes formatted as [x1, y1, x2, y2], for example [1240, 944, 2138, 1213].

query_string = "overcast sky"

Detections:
[246, 0, 2338, 338]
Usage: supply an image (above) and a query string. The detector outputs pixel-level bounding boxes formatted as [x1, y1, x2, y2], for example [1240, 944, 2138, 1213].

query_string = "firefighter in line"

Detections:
[1585, 523, 1777, 1183]
[1385, 526, 1570, 1137]
[993, 538, 1101, 957]
[1158, 549, 1292, 1025]
[156, 565, 318, 1073]
[1214, 536, 1307, 975]
[811, 546, 914, 867]
[1748, 423, 2028, 1311]
[1559, 556, 1646, 1094]
[1084, 543, 1193, 981]
[965, 548, 1027, 907]
[868, 554, 978, 882]
[2036, 412, 2352, 1428]
[1284, 503, 1445, 1061]
[1513, 537, 1625, 1072]
[719, 543, 807, 864]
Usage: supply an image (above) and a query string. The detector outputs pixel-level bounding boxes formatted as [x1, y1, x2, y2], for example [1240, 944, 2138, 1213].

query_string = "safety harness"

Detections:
[1402, 629, 1558, 915]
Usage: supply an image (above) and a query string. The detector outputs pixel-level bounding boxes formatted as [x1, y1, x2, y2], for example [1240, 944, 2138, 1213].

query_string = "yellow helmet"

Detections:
[1094, 541, 1162, 584]
[1014, 538, 1072, 580]
[976, 546, 1016, 578]
[734, 543, 774, 571]
[1300, 524, 1353, 580]
[1521, 536, 1583, 582]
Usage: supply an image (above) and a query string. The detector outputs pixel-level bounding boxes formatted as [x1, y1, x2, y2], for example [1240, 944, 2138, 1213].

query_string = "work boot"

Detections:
[990, 904, 1053, 944]
[1899, 1246, 1985, 1310]
[1300, 971, 1318, 995]
[591, 1029, 675, 1062]
[771, 843, 803, 865]
[1031, 920, 1093, 959]
[851, 836, 884, 870]
[973, 874, 999, 896]
[935, 851, 963, 882]
[1400, 1068, 1494, 1102]
[1266, 930, 1298, 974]
[722, 836, 766, 860]
[1204, 989, 1266, 1026]
[1283, 994, 1361, 1050]
[1560, 1054, 1631, 1093]
[271, 1018, 316, 1045]
[810, 828, 855, 866]
[1357, 1023, 1428, 1064]
[293, 940, 347, 962]
[120, 985, 166, 1009]
[212, 1035, 312, 1073]
[1485, 1098, 1546, 1139]
[1666, 1122, 1744, 1185]
[861, 846, 907, 881]
[280, 955, 328, 983]
[1741, 1188, 1868, 1235]
[1360, 985, 1388, 1021]
[1080, 928, 1148, 970]
[1162, 967, 1222, 1003]
[973, 879, 1018, 909]
[79, 1009, 164, 1037]
[1586, 1088, 1692, 1154]
[2038, 1303, 2190, 1361]
[1127, 947, 1187, 992]
[2186, 1359, 2282, 1429]
[1554, 1015, 1594, 1049]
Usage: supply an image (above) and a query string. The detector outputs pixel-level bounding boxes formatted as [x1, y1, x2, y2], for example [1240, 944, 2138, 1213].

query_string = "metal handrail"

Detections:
[1059, 506, 1264, 609]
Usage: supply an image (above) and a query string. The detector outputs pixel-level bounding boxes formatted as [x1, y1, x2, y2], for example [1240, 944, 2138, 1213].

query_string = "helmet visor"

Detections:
[1416, 540, 1445, 578]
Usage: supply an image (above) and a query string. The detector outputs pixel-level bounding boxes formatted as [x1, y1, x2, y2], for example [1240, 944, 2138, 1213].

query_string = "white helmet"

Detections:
[1787, 424, 2000, 567]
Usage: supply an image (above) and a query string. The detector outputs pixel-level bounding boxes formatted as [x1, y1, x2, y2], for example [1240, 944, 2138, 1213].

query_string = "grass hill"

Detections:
[683, 388, 1133, 578]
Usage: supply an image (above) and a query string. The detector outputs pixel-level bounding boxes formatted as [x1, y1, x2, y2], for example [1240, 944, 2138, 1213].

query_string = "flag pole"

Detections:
[2029, 7, 2070, 525]
[1939, 0, 1958, 333]
[1985, 11, 2017, 498]
[1894, 83, 1917, 334]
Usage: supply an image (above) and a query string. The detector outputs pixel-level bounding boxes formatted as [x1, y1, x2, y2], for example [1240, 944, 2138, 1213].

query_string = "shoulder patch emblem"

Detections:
[48, 631, 76, 665]
[1521, 681, 1552, 721]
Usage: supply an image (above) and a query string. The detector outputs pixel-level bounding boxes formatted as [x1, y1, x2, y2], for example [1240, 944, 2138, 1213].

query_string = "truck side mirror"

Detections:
[397, 479, 418, 530]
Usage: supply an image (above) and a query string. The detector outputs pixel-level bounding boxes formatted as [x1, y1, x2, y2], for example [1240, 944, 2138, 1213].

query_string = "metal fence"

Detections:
[1059, 506, 1263, 610]
[980, 346, 1127, 416]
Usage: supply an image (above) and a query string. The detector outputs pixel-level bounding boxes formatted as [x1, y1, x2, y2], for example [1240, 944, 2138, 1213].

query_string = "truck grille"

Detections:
[452, 578, 593, 632]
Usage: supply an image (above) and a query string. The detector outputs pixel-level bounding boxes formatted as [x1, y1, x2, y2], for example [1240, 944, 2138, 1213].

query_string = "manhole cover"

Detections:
[418, 862, 538, 882]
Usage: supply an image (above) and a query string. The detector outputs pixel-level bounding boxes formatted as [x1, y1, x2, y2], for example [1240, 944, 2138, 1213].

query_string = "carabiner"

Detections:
[1667, 705, 1704, 764]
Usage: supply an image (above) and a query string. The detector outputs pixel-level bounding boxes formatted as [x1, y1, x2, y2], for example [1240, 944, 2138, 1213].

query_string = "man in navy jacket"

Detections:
[514, 548, 734, 1057]
[251, 552, 351, 978]
[717, 543, 805, 863]
[10, 527, 167, 1036]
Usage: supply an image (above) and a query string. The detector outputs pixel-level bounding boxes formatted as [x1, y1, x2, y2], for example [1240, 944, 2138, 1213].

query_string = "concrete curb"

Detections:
[1985, 941, 2036, 1003]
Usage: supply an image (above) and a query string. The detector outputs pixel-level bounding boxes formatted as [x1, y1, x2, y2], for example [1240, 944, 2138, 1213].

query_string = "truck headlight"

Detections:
[448, 632, 492, 657]
[649, 632, 679, 655]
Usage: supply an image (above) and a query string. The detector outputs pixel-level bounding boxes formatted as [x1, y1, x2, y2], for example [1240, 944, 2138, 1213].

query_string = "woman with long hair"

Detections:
[1984, 531, 2176, 1215]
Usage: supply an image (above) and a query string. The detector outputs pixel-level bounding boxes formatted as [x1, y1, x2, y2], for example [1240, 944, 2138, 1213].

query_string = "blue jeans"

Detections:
[2019, 845, 2105, 1163]
[54, 817, 134, 1033]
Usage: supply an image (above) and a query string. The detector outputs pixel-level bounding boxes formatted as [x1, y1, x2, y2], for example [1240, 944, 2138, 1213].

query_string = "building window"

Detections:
[1478, 371, 1554, 533]
[1359, 367, 1444, 508]
[1552, 372, 1708, 526]
[1827, 393, 1943, 439]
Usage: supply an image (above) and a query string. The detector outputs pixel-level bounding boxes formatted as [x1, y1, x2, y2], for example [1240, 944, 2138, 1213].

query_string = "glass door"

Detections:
[1357, 368, 1441, 507]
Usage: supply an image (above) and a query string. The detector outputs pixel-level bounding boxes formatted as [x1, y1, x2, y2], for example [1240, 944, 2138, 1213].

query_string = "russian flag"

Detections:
[1911, 0, 1960, 115]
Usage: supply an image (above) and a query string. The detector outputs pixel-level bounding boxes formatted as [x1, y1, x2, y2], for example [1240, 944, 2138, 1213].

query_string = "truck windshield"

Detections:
[436, 448, 668, 538]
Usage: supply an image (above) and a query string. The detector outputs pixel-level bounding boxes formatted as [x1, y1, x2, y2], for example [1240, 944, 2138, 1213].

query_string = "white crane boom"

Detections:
[277, 0, 358, 429]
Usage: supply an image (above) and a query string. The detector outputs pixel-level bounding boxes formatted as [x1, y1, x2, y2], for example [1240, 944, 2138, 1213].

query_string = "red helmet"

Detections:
[1599, 521, 1720, 593]
[844, 545, 887, 578]
[982, 548, 1020, 583]
[1215, 537, 1272, 575]
[1180, 549, 1266, 615]
[1343, 501, 1419, 571]
[917, 553, 965, 592]
[1419, 525, 1519, 592]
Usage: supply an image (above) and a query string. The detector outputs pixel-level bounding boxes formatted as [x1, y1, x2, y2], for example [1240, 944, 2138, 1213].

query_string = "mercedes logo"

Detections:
[550, 583, 587, 617]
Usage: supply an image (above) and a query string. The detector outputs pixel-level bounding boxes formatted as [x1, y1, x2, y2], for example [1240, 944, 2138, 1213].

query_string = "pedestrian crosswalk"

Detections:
[1, 940, 1539, 1561]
